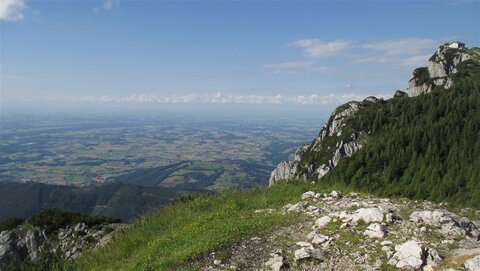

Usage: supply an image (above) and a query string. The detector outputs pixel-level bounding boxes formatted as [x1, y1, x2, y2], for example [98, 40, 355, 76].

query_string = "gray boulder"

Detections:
[410, 210, 456, 227]
[351, 208, 384, 223]
[315, 216, 332, 228]
[363, 223, 386, 238]
[410, 210, 479, 238]
[464, 255, 480, 271]
[265, 253, 283, 271]
[388, 240, 441, 270]
[294, 247, 325, 261]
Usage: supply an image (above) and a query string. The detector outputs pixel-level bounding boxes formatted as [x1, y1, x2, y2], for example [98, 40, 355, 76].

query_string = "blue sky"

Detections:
[1, 0, 479, 110]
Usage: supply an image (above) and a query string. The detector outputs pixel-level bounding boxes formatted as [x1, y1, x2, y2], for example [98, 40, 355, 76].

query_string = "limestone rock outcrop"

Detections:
[269, 99, 373, 186]
[388, 240, 441, 269]
[464, 255, 480, 271]
[407, 43, 476, 97]
[0, 222, 122, 270]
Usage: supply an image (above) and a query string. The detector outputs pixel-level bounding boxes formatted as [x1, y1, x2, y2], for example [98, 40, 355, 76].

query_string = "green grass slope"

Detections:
[33, 182, 327, 271]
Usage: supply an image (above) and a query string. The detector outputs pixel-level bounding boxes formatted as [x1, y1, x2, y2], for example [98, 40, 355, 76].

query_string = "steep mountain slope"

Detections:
[270, 43, 480, 207]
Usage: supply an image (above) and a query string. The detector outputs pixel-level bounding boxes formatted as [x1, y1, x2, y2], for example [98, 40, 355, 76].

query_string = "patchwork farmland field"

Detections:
[0, 112, 321, 189]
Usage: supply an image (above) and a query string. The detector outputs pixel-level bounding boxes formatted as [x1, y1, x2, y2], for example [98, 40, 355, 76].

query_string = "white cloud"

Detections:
[445, 0, 479, 5]
[399, 54, 431, 68]
[103, 0, 114, 10]
[264, 61, 335, 74]
[39, 92, 393, 106]
[94, 0, 118, 12]
[264, 61, 314, 70]
[351, 55, 390, 65]
[362, 38, 437, 56]
[349, 38, 439, 67]
[289, 39, 352, 57]
[0, 0, 26, 21]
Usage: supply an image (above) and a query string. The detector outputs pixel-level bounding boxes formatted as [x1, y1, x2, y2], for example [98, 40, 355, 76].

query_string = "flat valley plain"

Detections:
[0, 111, 322, 190]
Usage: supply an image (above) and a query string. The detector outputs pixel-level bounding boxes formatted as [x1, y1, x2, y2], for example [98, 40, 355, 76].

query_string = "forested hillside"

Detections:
[0, 182, 190, 222]
[322, 59, 480, 206]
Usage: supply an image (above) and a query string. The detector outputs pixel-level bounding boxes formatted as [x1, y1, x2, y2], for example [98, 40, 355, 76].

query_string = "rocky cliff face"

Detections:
[407, 43, 479, 97]
[269, 43, 479, 186]
[0, 221, 123, 270]
[269, 98, 377, 186]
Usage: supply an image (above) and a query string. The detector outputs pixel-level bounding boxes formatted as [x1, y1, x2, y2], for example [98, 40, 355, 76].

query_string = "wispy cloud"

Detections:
[37, 92, 391, 105]
[362, 38, 437, 56]
[444, 0, 479, 5]
[350, 55, 390, 65]
[352, 38, 439, 68]
[281, 37, 440, 69]
[399, 54, 431, 68]
[0, 0, 26, 21]
[264, 61, 335, 74]
[94, 0, 118, 12]
[288, 39, 352, 58]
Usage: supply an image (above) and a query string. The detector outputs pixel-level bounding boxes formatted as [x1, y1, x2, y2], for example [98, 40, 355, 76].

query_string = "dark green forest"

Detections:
[321, 59, 480, 207]
[0, 182, 190, 222]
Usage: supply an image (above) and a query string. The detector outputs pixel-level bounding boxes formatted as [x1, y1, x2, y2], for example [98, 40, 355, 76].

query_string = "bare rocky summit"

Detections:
[407, 43, 480, 97]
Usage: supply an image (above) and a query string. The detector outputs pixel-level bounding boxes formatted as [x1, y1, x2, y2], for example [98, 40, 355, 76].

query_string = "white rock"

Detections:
[315, 216, 332, 228]
[387, 257, 398, 266]
[306, 231, 317, 240]
[380, 240, 393, 246]
[213, 259, 222, 265]
[74, 223, 87, 234]
[311, 234, 330, 246]
[265, 254, 283, 271]
[286, 203, 304, 212]
[363, 223, 386, 238]
[464, 255, 480, 271]
[330, 191, 341, 198]
[385, 213, 395, 223]
[339, 223, 350, 229]
[296, 241, 313, 248]
[302, 191, 316, 200]
[306, 205, 319, 214]
[410, 210, 456, 227]
[294, 247, 325, 261]
[426, 248, 442, 267]
[393, 241, 424, 269]
[351, 208, 384, 223]
[381, 246, 391, 252]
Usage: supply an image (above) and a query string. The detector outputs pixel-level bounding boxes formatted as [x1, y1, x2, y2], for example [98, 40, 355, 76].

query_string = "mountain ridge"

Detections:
[269, 43, 480, 207]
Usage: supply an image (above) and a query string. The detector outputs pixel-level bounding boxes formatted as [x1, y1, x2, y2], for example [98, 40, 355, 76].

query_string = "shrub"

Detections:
[29, 209, 120, 233]
[0, 217, 25, 232]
